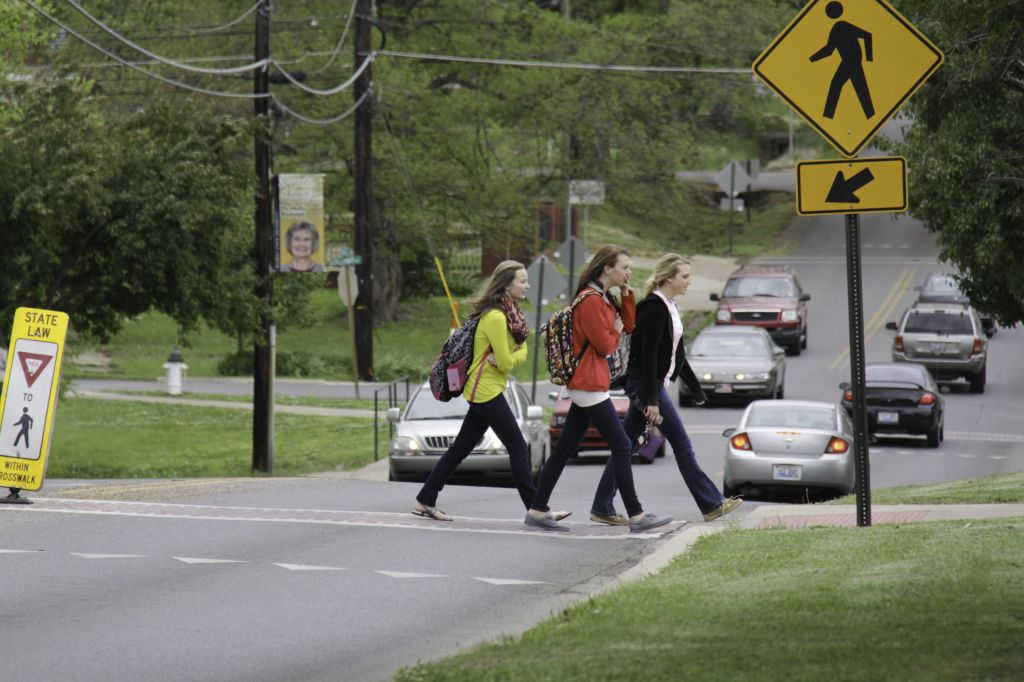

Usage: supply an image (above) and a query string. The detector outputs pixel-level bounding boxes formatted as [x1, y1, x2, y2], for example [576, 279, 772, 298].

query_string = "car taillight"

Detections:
[730, 433, 752, 451]
[972, 339, 983, 355]
[918, 392, 936, 405]
[825, 436, 849, 454]
[843, 389, 853, 402]
[894, 335, 904, 352]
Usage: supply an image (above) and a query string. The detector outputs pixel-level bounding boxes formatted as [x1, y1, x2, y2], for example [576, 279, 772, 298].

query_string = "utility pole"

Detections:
[252, 0, 274, 473]
[353, 0, 375, 380]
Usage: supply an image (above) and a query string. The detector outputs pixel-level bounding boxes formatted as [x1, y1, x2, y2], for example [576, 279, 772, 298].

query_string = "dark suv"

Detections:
[710, 266, 810, 355]
[916, 273, 996, 337]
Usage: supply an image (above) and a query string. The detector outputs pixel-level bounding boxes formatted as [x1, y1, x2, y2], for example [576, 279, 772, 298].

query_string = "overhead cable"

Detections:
[64, 0, 271, 75]
[270, 53, 372, 96]
[274, 89, 371, 126]
[181, 0, 263, 34]
[311, 0, 357, 74]
[373, 49, 749, 74]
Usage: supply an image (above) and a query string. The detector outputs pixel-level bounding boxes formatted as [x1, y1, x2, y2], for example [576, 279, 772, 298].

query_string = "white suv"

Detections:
[886, 303, 987, 393]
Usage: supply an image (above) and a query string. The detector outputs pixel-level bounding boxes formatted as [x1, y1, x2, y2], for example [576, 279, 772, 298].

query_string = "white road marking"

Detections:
[956, 454, 977, 459]
[70, 553, 145, 559]
[173, 557, 246, 564]
[0, 549, 41, 554]
[275, 563, 346, 571]
[989, 456, 1008, 460]
[377, 570, 447, 579]
[474, 577, 551, 586]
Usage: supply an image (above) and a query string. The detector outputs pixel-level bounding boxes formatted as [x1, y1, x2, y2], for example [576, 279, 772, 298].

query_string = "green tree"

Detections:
[890, 1, 1024, 325]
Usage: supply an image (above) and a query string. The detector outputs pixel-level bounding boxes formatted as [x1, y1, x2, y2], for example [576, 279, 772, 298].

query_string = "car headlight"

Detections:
[716, 309, 732, 322]
[552, 415, 566, 427]
[702, 372, 714, 381]
[781, 310, 798, 322]
[478, 432, 506, 454]
[390, 436, 422, 455]
[736, 372, 771, 381]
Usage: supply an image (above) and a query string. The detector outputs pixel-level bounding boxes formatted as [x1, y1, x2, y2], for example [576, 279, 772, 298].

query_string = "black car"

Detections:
[839, 363, 944, 448]
[917, 273, 996, 337]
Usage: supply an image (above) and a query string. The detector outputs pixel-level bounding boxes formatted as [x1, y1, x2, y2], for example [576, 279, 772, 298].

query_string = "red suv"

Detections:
[710, 266, 810, 355]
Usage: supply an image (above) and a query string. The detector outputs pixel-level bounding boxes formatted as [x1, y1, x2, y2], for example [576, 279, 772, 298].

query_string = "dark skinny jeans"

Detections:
[531, 398, 643, 518]
[416, 393, 535, 509]
[592, 385, 725, 516]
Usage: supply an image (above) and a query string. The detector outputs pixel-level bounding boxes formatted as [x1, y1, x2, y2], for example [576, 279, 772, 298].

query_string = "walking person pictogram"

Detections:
[809, 1, 875, 120]
[13, 408, 33, 449]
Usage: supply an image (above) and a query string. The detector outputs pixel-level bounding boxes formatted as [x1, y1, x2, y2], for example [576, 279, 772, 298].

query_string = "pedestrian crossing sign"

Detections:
[753, 0, 943, 157]
[0, 308, 70, 492]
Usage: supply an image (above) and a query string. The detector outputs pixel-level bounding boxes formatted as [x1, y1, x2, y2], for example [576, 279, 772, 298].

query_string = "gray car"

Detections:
[679, 326, 786, 405]
[886, 302, 987, 393]
[722, 399, 856, 498]
[386, 380, 548, 483]
[916, 273, 996, 337]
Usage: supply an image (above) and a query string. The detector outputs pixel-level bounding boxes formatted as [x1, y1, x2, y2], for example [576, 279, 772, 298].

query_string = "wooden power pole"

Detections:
[353, 0, 375, 380]
[252, 0, 274, 473]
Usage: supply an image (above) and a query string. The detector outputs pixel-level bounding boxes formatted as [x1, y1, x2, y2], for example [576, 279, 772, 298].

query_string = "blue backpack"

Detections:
[428, 315, 481, 401]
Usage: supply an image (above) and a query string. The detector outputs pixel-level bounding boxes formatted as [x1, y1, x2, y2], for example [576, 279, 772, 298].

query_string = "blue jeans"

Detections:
[591, 386, 725, 516]
[531, 398, 644, 518]
[416, 394, 536, 509]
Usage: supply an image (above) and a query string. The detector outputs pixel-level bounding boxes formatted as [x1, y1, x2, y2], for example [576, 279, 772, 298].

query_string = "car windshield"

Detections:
[866, 365, 927, 384]
[903, 311, 973, 335]
[722, 277, 795, 298]
[746, 405, 836, 430]
[691, 335, 767, 358]
[923, 276, 961, 297]
[404, 390, 471, 420]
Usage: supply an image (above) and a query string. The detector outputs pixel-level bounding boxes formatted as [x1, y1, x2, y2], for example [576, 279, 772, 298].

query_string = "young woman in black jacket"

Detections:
[589, 254, 742, 525]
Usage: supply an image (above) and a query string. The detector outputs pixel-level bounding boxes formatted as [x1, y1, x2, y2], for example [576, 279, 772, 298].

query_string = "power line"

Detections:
[310, 0, 357, 74]
[274, 89, 370, 126]
[271, 54, 372, 96]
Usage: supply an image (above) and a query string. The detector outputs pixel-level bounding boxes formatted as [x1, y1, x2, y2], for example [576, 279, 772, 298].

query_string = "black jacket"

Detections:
[625, 293, 707, 406]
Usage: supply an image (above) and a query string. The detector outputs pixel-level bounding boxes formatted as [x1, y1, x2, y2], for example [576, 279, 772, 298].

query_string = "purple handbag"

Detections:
[636, 429, 664, 463]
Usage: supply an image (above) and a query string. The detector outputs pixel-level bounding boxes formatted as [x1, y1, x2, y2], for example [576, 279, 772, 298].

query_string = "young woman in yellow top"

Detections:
[414, 260, 569, 523]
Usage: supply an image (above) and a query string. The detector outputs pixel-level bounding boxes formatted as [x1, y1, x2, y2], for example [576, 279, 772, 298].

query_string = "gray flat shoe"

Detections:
[629, 513, 672, 533]
[525, 513, 570, 532]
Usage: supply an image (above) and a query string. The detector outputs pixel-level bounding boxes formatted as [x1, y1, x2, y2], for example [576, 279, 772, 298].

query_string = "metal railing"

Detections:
[373, 377, 411, 461]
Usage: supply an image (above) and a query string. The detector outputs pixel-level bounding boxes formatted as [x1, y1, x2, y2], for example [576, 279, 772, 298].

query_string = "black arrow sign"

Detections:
[826, 168, 875, 203]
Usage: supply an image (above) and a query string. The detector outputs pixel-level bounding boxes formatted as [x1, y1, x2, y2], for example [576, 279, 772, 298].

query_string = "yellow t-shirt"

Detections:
[464, 309, 527, 403]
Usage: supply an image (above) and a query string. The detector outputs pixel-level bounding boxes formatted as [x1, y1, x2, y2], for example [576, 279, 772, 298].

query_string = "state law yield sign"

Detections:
[0, 308, 70, 492]
[796, 157, 907, 215]
[753, 0, 943, 157]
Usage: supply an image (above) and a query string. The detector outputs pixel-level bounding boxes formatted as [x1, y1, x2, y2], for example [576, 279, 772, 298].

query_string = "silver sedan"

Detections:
[680, 326, 786, 405]
[386, 380, 548, 484]
[722, 399, 856, 498]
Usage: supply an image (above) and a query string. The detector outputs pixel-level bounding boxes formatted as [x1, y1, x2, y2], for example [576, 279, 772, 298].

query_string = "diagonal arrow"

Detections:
[826, 168, 875, 203]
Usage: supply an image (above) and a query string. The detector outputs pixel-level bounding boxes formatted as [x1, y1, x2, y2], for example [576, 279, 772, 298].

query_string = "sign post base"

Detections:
[0, 487, 33, 505]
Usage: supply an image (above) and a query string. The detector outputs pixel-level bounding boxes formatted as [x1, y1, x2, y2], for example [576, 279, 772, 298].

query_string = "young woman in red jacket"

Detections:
[525, 245, 673, 533]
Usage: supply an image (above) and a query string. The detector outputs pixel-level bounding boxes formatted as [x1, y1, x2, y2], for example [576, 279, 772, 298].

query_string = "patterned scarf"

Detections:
[500, 295, 531, 345]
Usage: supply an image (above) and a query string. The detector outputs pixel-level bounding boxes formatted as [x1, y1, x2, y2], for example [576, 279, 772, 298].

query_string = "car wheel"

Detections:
[801, 326, 808, 350]
[969, 365, 986, 394]
[723, 482, 737, 498]
[926, 422, 941, 448]
[775, 382, 784, 399]
[788, 341, 802, 356]
[679, 391, 694, 407]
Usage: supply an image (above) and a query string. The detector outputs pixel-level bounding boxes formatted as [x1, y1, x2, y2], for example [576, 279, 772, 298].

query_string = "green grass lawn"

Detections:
[109, 391, 382, 411]
[829, 471, 1024, 505]
[47, 398, 378, 478]
[396, 517, 1024, 682]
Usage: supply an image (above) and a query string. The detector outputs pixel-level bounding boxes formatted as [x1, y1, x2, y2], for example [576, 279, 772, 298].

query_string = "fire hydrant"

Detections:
[162, 348, 188, 396]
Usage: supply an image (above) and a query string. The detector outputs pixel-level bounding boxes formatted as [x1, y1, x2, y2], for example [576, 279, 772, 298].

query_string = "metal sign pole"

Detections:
[845, 213, 872, 526]
[530, 258, 546, 404]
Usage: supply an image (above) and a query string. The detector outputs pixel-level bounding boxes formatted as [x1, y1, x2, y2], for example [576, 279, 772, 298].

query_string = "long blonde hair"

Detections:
[573, 244, 629, 298]
[470, 260, 525, 314]
[643, 253, 689, 298]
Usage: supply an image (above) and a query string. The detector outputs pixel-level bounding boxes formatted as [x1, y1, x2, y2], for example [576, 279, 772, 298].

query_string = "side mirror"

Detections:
[838, 382, 850, 390]
[800, 293, 811, 301]
[722, 427, 736, 437]
[709, 293, 720, 301]
[884, 321, 898, 331]
[385, 407, 400, 423]
[772, 345, 785, 356]
[526, 406, 544, 420]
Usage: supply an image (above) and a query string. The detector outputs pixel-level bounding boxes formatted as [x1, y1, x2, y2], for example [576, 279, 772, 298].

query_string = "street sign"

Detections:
[554, 236, 587, 276]
[0, 308, 69, 493]
[714, 161, 750, 197]
[525, 256, 567, 309]
[568, 180, 605, 206]
[753, 0, 943, 157]
[796, 157, 907, 215]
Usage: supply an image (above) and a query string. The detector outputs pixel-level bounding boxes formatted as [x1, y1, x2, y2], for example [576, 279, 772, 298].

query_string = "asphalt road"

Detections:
[4, 208, 1023, 682]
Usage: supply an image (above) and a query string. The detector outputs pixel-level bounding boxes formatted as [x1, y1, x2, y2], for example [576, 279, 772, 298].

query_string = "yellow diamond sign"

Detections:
[754, 0, 942, 157]
[796, 157, 907, 215]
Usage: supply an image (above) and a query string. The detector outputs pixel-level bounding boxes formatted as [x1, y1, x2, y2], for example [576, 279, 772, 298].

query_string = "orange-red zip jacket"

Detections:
[567, 286, 636, 391]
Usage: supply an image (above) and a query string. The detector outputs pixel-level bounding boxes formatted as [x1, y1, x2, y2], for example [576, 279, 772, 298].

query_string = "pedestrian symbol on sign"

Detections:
[13, 408, 33, 449]
[810, 1, 875, 120]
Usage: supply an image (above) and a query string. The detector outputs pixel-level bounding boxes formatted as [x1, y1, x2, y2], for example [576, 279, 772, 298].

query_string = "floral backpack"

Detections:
[428, 314, 481, 401]
[542, 290, 600, 385]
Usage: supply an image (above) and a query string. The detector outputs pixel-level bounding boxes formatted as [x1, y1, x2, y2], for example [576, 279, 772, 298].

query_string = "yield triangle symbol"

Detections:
[18, 352, 53, 389]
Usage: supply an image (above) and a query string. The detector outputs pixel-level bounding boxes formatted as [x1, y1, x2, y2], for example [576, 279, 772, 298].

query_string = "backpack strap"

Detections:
[570, 289, 601, 364]
[467, 349, 491, 402]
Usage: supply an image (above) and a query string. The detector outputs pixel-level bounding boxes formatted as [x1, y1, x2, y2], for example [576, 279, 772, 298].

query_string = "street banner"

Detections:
[276, 174, 327, 273]
[0, 308, 70, 492]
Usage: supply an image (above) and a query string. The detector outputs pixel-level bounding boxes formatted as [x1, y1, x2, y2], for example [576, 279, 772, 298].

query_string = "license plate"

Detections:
[717, 383, 733, 394]
[773, 464, 801, 481]
[929, 342, 947, 353]
[877, 411, 900, 424]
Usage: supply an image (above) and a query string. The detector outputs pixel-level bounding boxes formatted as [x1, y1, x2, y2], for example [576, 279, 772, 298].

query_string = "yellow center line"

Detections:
[829, 267, 917, 371]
